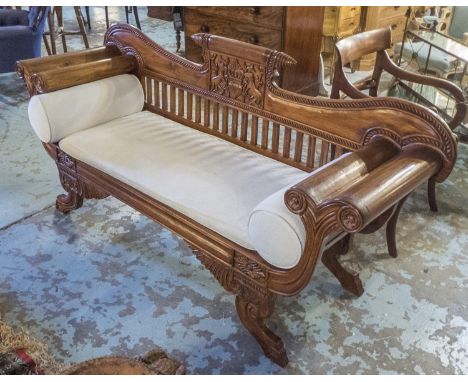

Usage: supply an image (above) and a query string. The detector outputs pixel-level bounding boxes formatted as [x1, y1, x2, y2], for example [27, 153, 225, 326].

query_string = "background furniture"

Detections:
[330, 27, 467, 212]
[43, 6, 89, 55]
[183, 6, 325, 95]
[104, 6, 141, 30]
[321, 6, 361, 74]
[352, 6, 410, 71]
[0, 7, 48, 72]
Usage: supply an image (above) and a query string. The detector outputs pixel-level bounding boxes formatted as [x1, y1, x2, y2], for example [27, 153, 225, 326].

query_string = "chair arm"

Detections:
[381, 52, 467, 129]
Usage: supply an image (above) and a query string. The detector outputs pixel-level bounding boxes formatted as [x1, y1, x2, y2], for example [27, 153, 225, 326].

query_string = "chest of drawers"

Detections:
[184, 6, 324, 95]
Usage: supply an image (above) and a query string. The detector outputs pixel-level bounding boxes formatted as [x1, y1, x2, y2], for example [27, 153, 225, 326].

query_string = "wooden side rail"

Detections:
[30, 56, 137, 93]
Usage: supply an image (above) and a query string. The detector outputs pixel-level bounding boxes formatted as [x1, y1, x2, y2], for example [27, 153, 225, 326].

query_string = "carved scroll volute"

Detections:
[104, 24, 210, 89]
[192, 33, 296, 109]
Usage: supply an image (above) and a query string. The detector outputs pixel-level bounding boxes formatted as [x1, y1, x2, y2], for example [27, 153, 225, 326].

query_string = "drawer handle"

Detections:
[394, 6, 400, 10]
[249, 7, 260, 15]
[249, 35, 259, 44]
[391, 23, 398, 30]
[200, 24, 209, 33]
[350, 7, 356, 11]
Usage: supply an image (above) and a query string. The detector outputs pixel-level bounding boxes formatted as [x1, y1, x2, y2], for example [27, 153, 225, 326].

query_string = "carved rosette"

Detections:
[210, 52, 265, 108]
[284, 188, 308, 215]
[337, 206, 364, 233]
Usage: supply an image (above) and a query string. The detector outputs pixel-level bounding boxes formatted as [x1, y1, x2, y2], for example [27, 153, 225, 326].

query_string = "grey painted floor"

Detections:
[1, 6, 468, 374]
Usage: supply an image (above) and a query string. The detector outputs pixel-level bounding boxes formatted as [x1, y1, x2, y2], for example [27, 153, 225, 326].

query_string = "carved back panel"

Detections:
[104, 24, 456, 180]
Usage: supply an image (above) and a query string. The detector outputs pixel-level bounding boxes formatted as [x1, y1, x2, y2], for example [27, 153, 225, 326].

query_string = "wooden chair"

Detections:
[43, 6, 89, 55]
[331, 27, 466, 212]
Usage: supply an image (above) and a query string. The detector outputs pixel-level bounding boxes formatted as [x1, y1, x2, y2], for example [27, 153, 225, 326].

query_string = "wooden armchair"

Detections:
[330, 27, 466, 212]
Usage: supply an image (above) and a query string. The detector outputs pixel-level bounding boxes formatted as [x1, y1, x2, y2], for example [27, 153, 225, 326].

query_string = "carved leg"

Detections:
[56, 190, 83, 213]
[53, 148, 109, 214]
[386, 196, 408, 258]
[428, 178, 438, 212]
[235, 294, 288, 367]
[321, 234, 364, 296]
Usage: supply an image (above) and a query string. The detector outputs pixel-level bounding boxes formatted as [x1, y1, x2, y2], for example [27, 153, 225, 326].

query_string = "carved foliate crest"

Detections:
[191, 33, 296, 110]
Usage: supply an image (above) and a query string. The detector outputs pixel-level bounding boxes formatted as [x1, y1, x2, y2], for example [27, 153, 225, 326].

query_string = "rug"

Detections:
[0, 318, 62, 374]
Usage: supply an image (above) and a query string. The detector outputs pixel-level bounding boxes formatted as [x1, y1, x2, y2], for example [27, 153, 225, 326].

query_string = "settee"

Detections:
[17, 24, 457, 366]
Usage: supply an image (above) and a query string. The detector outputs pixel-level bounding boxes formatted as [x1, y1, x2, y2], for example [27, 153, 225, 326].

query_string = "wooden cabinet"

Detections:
[184, 6, 324, 95]
[323, 6, 361, 38]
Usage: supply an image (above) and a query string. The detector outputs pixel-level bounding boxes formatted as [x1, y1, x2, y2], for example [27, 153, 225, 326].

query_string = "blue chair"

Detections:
[0, 7, 49, 73]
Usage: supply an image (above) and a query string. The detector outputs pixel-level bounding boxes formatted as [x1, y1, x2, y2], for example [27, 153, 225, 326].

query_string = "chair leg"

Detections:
[55, 7, 67, 53]
[235, 294, 288, 367]
[125, 6, 130, 24]
[133, 6, 141, 29]
[105, 6, 109, 29]
[428, 178, 438, 212]
[42, 34, 51, 56]
[47, 8, 57, 55]
[74, 6, 90, 49]
[386, 196, 408, 258]
[321, 234, 364, 296]
[84, 6, 91, 30]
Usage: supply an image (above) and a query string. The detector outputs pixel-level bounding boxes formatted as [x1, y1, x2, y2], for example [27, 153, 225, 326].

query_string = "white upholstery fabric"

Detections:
[59, 111, 309, 268]
[28, 74, 144, 143]
[248, 186, 306, 269]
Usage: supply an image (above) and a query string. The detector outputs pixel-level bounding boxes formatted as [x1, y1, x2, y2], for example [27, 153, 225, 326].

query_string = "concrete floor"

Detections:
[1, 7, 468, 374]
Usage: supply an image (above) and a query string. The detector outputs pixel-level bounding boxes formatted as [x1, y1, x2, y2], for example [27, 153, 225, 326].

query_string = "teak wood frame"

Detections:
[17, 24, 457, 367]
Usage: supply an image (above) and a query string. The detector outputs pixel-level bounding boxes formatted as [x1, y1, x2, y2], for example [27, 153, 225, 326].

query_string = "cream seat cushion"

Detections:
[28, 74, 144, 143]
[59, 111, 309, 268]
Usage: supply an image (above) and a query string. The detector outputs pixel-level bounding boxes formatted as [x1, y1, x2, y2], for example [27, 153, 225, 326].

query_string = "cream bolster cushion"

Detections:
[27, 74, 144, 143]
[248, 186, 306, 269]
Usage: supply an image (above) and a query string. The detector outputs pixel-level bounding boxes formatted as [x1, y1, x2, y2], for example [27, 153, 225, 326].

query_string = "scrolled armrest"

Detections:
[285, 141, 441, 235]
[335, 147, 440, 232]
[285, 139, 399, 213]
[284, 139, 442, 233]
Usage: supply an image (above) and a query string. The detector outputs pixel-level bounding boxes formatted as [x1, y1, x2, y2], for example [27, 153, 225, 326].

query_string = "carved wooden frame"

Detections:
[17, 24, 457, 367]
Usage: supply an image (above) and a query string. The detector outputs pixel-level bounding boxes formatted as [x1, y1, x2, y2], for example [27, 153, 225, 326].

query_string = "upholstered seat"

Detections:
[58, 111, 308, 268]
